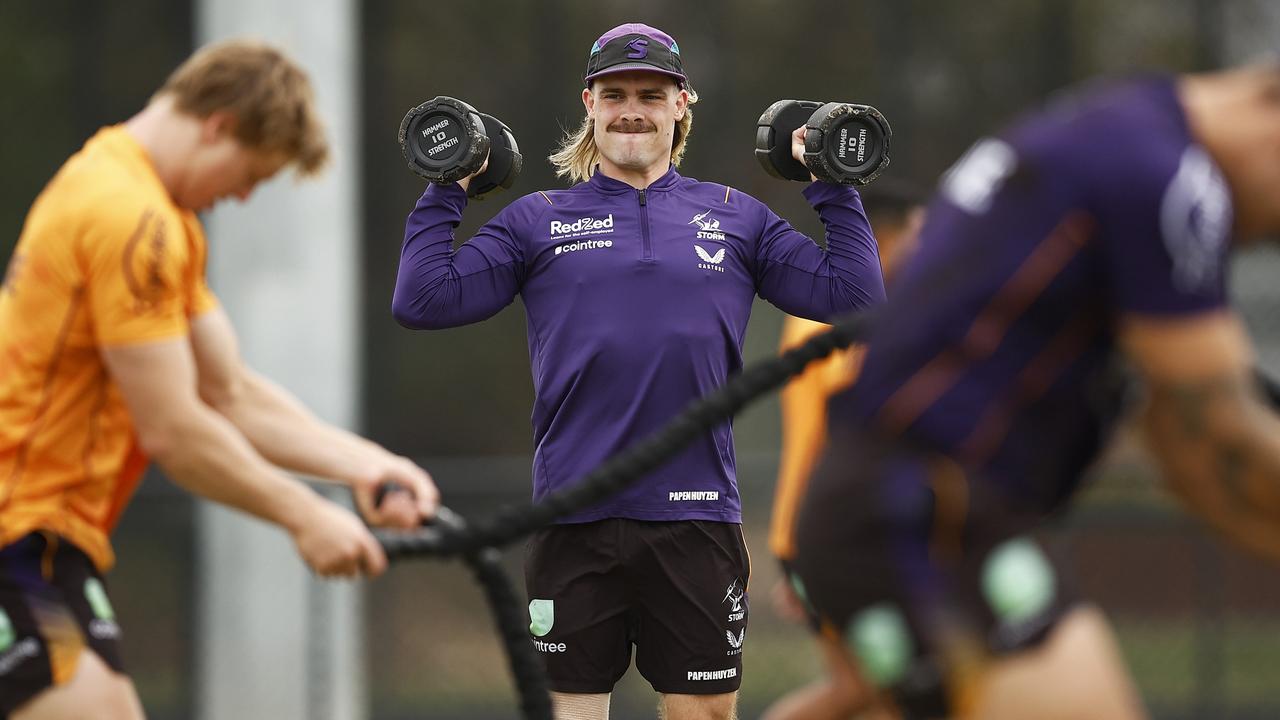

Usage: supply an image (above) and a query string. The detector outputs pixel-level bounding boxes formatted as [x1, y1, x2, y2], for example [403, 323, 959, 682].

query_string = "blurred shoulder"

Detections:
[1012, 75, 1189, 180]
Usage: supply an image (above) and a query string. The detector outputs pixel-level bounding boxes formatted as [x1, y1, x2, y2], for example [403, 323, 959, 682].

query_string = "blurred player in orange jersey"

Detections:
[0, 39, 438, 719]
[765, 180, 926, 720]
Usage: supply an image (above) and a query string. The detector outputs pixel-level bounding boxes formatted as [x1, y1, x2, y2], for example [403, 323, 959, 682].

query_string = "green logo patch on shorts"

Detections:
[847, 603, 913, 686]
[981, 537, 1056, 624]
[85, 578, 116, 621]
[788, 573, 810, 606]
[0, 608, 14, 652]
[528, 599, 554, 637]
[787, 572, 818, 618]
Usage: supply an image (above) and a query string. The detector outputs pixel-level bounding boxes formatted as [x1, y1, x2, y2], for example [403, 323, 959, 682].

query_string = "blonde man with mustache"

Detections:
[394, 22, 885, 720]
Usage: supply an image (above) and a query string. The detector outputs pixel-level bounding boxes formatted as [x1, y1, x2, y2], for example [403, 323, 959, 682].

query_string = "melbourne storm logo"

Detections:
[723, 577, 746, 622]
[691, 210, 727, 273]
[625, 37, 649, 59]
[122, 209, 174, 313]
[689, 209, 726, 241]
[1160, 146, 1231, 294]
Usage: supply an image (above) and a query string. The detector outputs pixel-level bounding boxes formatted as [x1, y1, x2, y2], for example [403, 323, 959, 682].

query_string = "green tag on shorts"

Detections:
[85, 578, 116, 621]
[0, 608, 14, 652]
[528, 599, 554, 637]
[981, 538, 1056, 624]
[847, 603, 912, 686]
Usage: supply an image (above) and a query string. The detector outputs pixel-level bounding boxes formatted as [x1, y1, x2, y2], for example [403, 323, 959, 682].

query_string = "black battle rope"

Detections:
[463, 548, 552, 720]
[384, 507, 554, 720]
[378, 310, 872, 560]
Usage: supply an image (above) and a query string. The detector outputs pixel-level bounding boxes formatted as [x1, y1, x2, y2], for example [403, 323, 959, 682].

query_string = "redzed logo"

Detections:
[550, 214, 615, 237]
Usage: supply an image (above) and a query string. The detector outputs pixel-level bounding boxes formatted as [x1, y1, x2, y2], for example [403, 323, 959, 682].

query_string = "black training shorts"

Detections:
[0, 533, 126, 715]
[524, 519, 750, 695]
[791, 438, 1078, 718]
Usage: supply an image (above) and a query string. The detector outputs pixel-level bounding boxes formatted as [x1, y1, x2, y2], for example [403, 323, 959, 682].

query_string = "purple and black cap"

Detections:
[584, 23, 689, 89]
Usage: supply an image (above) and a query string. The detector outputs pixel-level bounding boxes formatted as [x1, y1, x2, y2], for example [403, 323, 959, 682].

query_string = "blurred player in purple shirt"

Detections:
[785, 60, 1280, 720]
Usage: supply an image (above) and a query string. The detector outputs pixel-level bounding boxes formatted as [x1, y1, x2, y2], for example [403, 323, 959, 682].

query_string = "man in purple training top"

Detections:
[784, 60, 1280, 720]
[393, 22, 885, 720]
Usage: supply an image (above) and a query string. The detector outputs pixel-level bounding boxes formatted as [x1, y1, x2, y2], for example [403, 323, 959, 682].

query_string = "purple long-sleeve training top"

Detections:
[393, 166, 885, 524]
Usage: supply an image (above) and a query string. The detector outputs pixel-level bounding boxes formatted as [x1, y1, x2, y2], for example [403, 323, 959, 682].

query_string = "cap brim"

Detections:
[585, 64, 687, 86]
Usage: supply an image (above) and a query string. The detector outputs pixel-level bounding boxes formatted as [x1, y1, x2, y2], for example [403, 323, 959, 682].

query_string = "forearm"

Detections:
[770, 387, 829, 557]
[777, 372, 833, 489]
[1143, 371, 1280, 562]
[151, 401, 317, 533]
[214, 369, 390, 485]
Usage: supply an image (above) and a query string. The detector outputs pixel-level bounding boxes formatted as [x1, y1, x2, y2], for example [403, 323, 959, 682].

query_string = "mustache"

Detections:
[607, 120, 657, 133]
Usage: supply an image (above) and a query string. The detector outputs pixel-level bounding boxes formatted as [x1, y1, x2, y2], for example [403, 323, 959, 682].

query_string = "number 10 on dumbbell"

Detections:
[398, 96, 523, 200]
[422, 120, 458, 157]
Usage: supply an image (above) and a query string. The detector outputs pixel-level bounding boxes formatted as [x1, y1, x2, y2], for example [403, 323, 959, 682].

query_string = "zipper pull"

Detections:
[638, 189, 647, 206]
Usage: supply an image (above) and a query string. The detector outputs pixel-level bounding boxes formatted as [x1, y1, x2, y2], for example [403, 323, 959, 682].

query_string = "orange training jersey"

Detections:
[768, 315, 864, 560]
[0, 126, 218, 571]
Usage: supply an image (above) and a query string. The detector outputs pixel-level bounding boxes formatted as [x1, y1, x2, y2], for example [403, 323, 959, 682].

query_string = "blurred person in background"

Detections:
[765, 179, 927, 720]
[392, 21, 886, 720]
[790, 58, 1280, 719]
[0, 38, 437, 719]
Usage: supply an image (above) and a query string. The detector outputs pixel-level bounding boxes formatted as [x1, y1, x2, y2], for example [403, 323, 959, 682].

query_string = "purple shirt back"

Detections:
[835, 76, 1233, 510]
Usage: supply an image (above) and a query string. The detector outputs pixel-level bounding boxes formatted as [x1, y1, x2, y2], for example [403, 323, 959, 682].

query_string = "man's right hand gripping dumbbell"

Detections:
[755, 99, 892, 185]
[397, 96, 523, 199]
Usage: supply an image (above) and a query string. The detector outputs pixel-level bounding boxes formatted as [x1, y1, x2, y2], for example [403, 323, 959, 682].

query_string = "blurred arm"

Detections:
[1121, 310, 1280, 562]
[189, 309, 437, 524]
[101, 336, 321, 530]
[769, 315, 863, 560]
[102, 333, 389, 576]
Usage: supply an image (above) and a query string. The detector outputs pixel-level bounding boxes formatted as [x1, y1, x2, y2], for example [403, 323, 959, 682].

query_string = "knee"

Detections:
[660, 691, 738, 720]
[13, 651, 144, 720]
[828, 669, 879, 709]
[551, 691, 611, 720]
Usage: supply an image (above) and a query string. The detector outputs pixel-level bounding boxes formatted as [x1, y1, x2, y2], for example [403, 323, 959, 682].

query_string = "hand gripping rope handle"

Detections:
[376, 311, 872, 720]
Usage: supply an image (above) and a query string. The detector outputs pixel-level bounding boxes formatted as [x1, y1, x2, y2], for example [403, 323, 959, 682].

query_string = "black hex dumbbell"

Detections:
[398, 96, 523, 200]
[754, 99, 891, 185]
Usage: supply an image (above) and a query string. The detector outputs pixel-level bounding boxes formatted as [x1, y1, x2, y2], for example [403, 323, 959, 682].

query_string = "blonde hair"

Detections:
[549, 87, 699, 184]
[156, 38, 328, 175]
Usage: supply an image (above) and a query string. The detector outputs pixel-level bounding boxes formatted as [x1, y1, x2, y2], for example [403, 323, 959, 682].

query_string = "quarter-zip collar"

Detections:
[588, 164, 682, 195]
